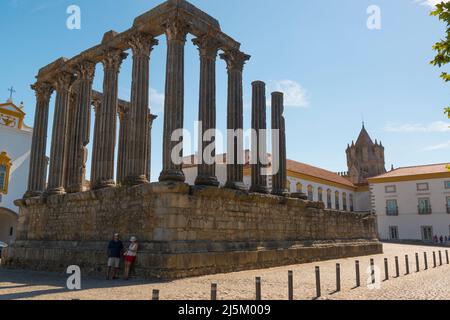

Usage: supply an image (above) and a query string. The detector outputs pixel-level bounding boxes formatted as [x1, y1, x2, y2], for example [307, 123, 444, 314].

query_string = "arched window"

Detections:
[335, 191, 340, 210]
[0, 152, 12, 194]
[296, 182, 302, 193]
[349, 194, 354, 212]
[307, 185, 314, 201]
[318, 187, 323, 203]
[342, 192, 348, 211]
[326, 189, 332, 209]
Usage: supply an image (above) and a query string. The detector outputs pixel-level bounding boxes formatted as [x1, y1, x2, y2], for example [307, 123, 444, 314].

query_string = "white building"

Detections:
[183, 150, 371, 213]
[0, 99, 32, 244]
[369, 164, 450, 242]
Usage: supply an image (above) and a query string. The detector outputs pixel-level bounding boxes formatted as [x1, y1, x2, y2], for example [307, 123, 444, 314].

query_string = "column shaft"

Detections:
[193, 35, 220, 187]
[250, 81, 269, 194]
[125, 33, 158, 185]
[220, 50, 250, 190]
[117, 104, 129, 185]
[67, 61, 96, 193]
[271, 92, 288, 196]
[25, 82, 53, 198]
[47, 72, 73, 195]
[92, 50, 127, 189]
[159, 18, 189, 183]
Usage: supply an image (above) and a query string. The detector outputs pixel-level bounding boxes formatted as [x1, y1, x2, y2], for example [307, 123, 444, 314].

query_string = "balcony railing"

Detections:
[386, 207, 399, 216]
[418, 206, 432, 215]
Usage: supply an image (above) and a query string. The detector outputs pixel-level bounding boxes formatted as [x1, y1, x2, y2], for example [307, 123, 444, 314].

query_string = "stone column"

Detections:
[66, 61, 96, 193]
[146, 113, 157, 182]
[159, 18, 189, 183]
[250, 81, 269, 194]
[64, 90, 78, 190]
[90, 98, 101, 185]
[271, 92, 288, 196]
[220, 50, 250, 190]
[193, 34, 221, 187]
[117, 103, 129, 185]
[47, 72, 74, 195]
[25, 82, 53, 198]
[125, 33, 158, 185]
[91, 50, 127, 189]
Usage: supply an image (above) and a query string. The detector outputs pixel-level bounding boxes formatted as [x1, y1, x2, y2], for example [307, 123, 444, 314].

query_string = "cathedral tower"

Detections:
[346, 124, 386, 185]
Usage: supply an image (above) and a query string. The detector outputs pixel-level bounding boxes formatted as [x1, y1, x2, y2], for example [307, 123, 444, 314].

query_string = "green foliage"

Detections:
[430, 2, 450, 83]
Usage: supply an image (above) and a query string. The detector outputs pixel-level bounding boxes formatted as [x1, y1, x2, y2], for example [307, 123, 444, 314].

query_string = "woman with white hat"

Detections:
[123, 236, 138, 280]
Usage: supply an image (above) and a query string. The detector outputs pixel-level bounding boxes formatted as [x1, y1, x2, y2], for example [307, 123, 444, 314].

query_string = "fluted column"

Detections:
[159, 18, 189, 183]
[193, 34, 221, 187]
[125, 33, 158, 185]
[250, 81, 269, 194]
[271, 92, 288, 196]
[25, 82, 53, 198]
[117, 103, 129, 185]
[220, 50, 250, 190]
[91, 50, 127, 189]
[146, 113, 157, 182]
[64, 91, 77, 190]
[47, 72, 74, 195]
[66, 61, 96, 193]
[90, 98, 101, 184]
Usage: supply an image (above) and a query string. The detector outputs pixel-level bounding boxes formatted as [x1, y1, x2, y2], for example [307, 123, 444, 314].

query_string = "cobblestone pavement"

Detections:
[1, 243, 450, 300]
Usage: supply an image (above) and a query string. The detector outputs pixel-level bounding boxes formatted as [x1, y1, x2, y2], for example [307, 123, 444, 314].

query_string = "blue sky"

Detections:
[1, 0, 449, 182]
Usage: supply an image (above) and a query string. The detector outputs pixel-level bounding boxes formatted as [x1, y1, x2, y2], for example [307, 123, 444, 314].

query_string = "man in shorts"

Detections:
[107, 233, 124, 280]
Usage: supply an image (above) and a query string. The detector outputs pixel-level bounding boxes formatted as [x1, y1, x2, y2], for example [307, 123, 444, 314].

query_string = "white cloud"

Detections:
[415, 0, 450, 8]
[149, 88, 165, 114]
[423, 140, 450, 151]
[384, 121, 450, 133]
[270, 80, 310, 108]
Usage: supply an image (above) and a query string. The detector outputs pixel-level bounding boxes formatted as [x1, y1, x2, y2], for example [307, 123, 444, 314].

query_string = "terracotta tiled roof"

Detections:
[370, 163, 450, 180]
[285, 159, 356, 188]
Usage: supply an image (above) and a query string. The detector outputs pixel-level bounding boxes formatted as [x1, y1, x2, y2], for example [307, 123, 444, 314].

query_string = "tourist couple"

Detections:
[106, 233, 138, 280]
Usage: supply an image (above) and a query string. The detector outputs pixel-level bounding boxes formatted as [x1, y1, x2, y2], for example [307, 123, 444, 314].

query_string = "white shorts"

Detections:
[108, 257, 120, 268]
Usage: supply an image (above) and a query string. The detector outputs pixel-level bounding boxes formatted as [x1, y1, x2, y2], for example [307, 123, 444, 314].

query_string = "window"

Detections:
[417, 183, 429, 191]
[0, 152, 12, 194]
[421, 226, 433, 242]
[342, 193, 347, 211]
[307, 185, 314, 201]
[326, 189, 332, 209]
[296, 182, 302, 193]
[418, 198, 432, 215]
[385, 185, 397, 194]
[349, 194, 354, 212]
[445, 181, 450, 189]
[389, 226, 399, 240]
[335, 191, 340, 210]
[446, 196, 450, 214]
[9, 227, 13, 237]
[386, 199, 398, 216]
[286, 181, 291, 192]
[318, 187, 323, 203]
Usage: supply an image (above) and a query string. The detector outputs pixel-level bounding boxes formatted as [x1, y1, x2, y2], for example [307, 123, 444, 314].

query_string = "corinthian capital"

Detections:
[75, 60, 96, 81]
[102, 49, 128, 71]
[128, 33, 158, 57]
[31, 82, 54, 103]
[163, 14, 190, 42]
[192, 33, 221, 59]
[220, 50, 251, 72]
[54, 71, 75, 91]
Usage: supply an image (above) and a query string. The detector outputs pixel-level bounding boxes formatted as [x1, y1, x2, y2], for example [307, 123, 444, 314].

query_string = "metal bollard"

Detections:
[336, 263, 341, 292]
[395, 256, 400, 278]
[288, 271, 293, 301]
[415, 253, 420, 272]
[370, 259, 375, 284]
[384, 258, 389, 281]
[255, 277, 261, 300]
[152, 289, 160, 301]
[424, 252, 428, 270]
[433, 252, 437, 268]
[211, 283, 217, 301]
[446, 250, 449, 265]
[355, 260, 360, 287]
[439, 251, 443, 266]
[315, 267, 321, 298]
[405, 255, 410, 275]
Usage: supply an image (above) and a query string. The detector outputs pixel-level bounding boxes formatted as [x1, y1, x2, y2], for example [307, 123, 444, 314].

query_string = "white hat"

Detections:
[130, 236, 137, 242]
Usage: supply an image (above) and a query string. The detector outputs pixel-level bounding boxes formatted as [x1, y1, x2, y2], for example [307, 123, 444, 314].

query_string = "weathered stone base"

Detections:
[3, 182, 382, 279]
[3, 240, 382, 279]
